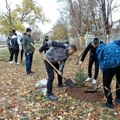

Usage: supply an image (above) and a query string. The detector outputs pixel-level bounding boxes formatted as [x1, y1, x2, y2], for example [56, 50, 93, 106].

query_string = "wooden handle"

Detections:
[30, 43, 38, 50]
[44, 57, 64, 78]
[30, 43, 64, 78]
[97, 83, 103, 89]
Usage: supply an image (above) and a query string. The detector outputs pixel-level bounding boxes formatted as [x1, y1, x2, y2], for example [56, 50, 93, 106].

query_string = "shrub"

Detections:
[74, 68, 87, 87]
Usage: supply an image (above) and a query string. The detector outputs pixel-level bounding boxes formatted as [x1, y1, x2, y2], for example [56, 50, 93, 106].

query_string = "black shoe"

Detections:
[102, 102, 115, 109]
[27, 72, 31, 75]
[115, 99, 120, 105]
[58, 84, 65, 88]
[47, 94, 57, 100]
[27, 71, 31, 75]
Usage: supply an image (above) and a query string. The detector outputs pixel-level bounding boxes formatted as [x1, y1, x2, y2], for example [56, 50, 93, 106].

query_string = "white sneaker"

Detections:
[16, 62, 20, 65]
[8, 61, 14, 64]
[85, 77, 92, 82]
[92, 79, 97, 84]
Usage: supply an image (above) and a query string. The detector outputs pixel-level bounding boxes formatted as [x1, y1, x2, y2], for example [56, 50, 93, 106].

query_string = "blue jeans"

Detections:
[25, 53, 33, 74]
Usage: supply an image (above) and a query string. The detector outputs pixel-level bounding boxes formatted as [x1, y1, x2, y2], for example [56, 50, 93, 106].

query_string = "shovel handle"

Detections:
[97, 83, 103, 89]
[30, 43, 39, 51]
[30, 43, 64, 78]
[44, 57, 64, 77]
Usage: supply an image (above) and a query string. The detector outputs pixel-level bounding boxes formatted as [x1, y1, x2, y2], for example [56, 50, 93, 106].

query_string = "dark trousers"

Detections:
[14, 50, 19, 63]
[9, 48, 19, 62]
[20, 49, 24, 62]
[25, 53, 33, 74]
[103, 65, 120, 104]
[44, 60, 63, 94]
[9, 48, 13, 61]
[88, 56, 99, 80]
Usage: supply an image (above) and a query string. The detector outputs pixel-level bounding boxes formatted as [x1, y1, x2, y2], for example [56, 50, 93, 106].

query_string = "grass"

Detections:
[0, 48, 9, 61]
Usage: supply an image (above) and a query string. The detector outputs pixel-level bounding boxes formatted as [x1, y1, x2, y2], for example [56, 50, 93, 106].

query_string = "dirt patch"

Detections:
[66, 86, 104, 103]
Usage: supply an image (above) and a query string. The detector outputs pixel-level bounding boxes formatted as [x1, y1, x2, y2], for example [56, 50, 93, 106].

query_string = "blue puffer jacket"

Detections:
[96, 40, 120, 73]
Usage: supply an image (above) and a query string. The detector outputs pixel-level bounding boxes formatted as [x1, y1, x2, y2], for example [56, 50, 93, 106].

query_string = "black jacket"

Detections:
[81, 41, 104, 61]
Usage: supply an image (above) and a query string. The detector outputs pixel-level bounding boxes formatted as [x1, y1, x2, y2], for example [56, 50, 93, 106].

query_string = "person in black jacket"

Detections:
[11, 33, 20, 64]
[43, 36, 50, 53]
[80, 38, 103, 89]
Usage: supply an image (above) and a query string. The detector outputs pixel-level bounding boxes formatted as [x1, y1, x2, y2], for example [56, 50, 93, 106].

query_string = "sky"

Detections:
[0, 0, 120, 34]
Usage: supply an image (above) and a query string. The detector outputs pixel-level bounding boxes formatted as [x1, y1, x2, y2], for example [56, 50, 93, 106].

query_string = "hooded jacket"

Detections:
[96, 40, 120, 72]
[11, 35, 19, 51]
[81, 40, 103, 61]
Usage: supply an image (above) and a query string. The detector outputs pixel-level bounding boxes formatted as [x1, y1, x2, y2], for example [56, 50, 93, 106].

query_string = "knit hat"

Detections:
[26, 28, 32, 32]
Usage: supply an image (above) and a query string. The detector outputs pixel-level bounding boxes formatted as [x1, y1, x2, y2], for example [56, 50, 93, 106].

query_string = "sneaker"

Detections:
[115, 99, 120, 105]
[92, 79, 97, 84]
[47, 94, 57, 100]
[85, 77, 92, 82]
[8, 61, 14, 64]
[102, 102, 115, 109]
[16, 62, 20, 65]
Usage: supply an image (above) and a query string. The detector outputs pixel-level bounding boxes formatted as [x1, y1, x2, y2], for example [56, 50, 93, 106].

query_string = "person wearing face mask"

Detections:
[43, 36, 50, 53]
[79, 38, 104, 90]
[39, 40, 77, 100]
[23, 28, 35, 75]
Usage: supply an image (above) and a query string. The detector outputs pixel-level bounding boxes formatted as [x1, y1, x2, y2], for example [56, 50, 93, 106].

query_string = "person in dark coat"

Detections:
[8, 32, 20, 64]
[79, 38, 104, 89]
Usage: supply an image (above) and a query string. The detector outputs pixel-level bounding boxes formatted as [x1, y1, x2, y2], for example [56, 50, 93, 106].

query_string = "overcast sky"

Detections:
[0, 0, 120, 34]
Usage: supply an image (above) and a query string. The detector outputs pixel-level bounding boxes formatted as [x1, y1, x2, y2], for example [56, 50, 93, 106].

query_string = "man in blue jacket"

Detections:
[96, 40, 120, 109]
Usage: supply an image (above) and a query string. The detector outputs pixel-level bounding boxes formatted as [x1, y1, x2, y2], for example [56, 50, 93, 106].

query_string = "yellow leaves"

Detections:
[52, 21, 68, 40]
[0, 0, 47, 35]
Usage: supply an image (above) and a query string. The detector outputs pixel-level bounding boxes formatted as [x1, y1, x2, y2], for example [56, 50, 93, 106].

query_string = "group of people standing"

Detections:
[6, 28, 120, 109]
[7, 28, 34, 75]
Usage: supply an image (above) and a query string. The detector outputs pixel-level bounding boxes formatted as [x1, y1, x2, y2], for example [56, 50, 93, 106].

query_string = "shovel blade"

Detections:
[64, 78, 75, 87]
[84, 87, 98, 93]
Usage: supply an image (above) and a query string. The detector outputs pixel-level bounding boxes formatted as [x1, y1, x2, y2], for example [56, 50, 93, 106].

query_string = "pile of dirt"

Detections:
[66, 86, 104, 103]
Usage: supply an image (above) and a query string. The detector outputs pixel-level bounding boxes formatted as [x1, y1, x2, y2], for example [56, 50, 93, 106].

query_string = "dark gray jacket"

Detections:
[23, 35, 34, 54]
[40, 40, 69, 71]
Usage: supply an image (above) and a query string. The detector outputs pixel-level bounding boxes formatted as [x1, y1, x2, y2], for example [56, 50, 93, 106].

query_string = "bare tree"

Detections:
[96, 0, 120, 42]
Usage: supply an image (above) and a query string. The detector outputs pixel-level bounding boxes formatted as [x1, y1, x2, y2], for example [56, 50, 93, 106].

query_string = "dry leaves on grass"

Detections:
[0, 51, 120, 119]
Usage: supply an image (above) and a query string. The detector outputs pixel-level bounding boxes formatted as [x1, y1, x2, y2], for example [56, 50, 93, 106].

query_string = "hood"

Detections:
[12, 35, 17, 39]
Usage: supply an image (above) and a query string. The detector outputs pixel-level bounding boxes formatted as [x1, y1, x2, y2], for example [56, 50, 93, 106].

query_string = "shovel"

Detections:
[44, 56, 75, 87]
[31, 43, 75, 87]
[84, 83, 103, 93]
